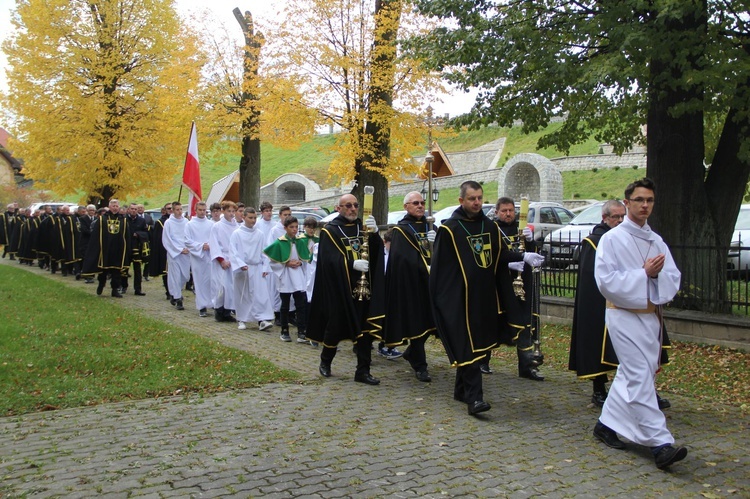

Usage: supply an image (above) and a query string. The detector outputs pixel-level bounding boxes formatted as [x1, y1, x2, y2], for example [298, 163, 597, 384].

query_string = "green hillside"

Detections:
[131, 121, 625, 209]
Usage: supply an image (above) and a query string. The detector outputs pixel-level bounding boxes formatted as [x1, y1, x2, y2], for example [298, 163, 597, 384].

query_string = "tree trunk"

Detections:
[234, 9, 263, 209]
[350, 0, 402, 225]
[646, 2, 729, 312]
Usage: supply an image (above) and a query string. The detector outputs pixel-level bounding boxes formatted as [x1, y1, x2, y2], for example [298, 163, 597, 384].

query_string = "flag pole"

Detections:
[178, 121, 194, 205]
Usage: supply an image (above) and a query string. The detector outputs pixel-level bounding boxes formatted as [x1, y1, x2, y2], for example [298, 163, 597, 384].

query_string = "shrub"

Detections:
[573, 193, 580, 198]
[632, 165, 638, 170]
[592, 167, 599, 172]
[601, 193, 608, 198]
[614, 166, 620, 171]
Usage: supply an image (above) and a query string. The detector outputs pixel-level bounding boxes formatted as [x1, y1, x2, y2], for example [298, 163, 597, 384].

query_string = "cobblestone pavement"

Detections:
[1, 259, 748, 498]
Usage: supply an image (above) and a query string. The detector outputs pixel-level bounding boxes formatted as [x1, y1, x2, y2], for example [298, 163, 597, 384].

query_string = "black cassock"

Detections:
[382, 214, 435, 346]
[306, 215, 384, 346]
[81, 212, 131, 276]
[429, 207, 518, 367]
[58, 214, 81, 265]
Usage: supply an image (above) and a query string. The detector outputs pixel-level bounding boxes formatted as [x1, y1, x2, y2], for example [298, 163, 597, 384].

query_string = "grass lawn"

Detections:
[0, 265, 299, 416]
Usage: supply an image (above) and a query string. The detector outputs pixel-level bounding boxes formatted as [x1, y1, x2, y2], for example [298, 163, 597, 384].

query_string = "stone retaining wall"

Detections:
[542, 296, 750, 351]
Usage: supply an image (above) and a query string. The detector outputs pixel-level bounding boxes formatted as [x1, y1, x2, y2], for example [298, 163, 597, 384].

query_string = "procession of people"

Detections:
[0, 176, 688, 470]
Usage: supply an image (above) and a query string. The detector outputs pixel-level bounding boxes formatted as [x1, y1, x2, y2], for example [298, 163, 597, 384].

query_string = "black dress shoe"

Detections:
[593, 421, 626, 450]
[592, 391, 607, 408]
[415, 370, 432, 382]
[199, 308, 208, 317]
[354, 373, 380, 385]
[468, 400, 491, 415]
[319, 362, 331, 378]
[96, 282, 105, 295]
[85, 278, 95, 284]
[654, 445, 688, 469]
[657, 394, 671, 410]
[134, 291, 146, 296]
[520, 369, 545, 381]
[479, 364, 493, 374]
[111, 290, 123, 298]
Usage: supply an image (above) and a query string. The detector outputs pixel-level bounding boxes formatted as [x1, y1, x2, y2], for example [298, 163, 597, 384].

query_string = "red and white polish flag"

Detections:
[182, 122, 202, 217]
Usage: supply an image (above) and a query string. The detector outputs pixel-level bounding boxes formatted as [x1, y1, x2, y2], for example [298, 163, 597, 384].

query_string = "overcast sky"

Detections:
[0, 0, 477, 119]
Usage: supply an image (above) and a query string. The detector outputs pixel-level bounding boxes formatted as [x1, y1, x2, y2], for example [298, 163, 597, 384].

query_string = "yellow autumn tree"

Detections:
[186, 9, 317, 209]
[263, 0, 445, 220]
[1, 0, 205, 205]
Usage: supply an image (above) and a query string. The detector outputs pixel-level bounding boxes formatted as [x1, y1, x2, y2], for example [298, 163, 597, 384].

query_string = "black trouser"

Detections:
[122, 262, 142, 293]
[455, 363, 483, 404]
[98, 269, 121, 291]
[403, 335, 428, 372]
[320, 333, 375, 377]
[593, 373, 608, 393]
[280, 291, 307, 333]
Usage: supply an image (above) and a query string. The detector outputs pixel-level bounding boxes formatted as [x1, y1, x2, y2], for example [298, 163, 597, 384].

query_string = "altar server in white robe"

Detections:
[185, 201, 214, 318]
[266, 205, 292, 318]
[593, 178, 687, 470]
[230, 208, 274, 331]
[209, 201, 238, 322]
[162, 202, 191, 311]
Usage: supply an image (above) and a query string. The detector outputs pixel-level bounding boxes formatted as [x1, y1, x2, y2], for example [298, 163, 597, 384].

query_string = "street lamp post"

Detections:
[425, 152, 434, 218]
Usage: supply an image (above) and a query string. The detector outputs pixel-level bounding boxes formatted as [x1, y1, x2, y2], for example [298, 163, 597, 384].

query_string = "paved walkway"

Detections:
[1, 259, 748, 498]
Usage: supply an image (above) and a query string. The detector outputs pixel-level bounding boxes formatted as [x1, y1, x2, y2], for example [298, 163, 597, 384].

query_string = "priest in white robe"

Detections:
[230, 208, 274, 331]
[162, 202, 191, 310]
[209, 201, 238, 322]
[185, 201, 214, 317]
[594, 178, 687, 470]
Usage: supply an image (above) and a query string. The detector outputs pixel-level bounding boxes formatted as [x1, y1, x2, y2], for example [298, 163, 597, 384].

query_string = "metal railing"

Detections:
[541, 241, 750, 316]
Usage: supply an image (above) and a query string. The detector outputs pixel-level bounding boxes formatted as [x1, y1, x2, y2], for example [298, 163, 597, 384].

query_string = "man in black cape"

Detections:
[81, 199, 132, 298]
[17, 209, 39, 265]
[307, 193, 385, 385]
[149, 203, 171, 299]
[430, 182, 545, 416]
[0, 203, 17, 259]
[37, 207, 64, 274]
[121, 203, 149, 296]
[494, 196, 546, 381]
[56, 205, 81, 277]
[383, 191, 437, 382]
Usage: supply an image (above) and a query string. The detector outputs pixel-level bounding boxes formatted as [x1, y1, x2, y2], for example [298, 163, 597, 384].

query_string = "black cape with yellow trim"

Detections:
[495, 219, 537, 348]
[382, 214, 436, 346]
[306, 214, 384, 346]
[429, 207, 518, 367]
[17, 216, 39, 262]
[57, 213, 81, 265]
[0, 211, 15, 246]
[81, 212, 132, 276]
[568, 222, 669, 378]
[148, 215, 169, 277]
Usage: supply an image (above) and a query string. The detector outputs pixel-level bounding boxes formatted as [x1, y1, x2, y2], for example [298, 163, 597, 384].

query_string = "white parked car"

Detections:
[432, 204, 495, 228]
[387, 210, 407, 225]
[728, 204, 750, 278]
[542, 202, 605, 267]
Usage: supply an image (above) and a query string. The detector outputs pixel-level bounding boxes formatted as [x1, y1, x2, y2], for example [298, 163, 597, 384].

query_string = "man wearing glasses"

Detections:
[382, 191, 437, 382]
[307, 193, 384, 385]
[592, 178, 687, 469]
[569, 200, 626, 405]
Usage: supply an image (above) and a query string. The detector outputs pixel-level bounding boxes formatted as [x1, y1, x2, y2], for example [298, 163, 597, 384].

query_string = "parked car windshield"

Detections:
[569, 203, 604, 225]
